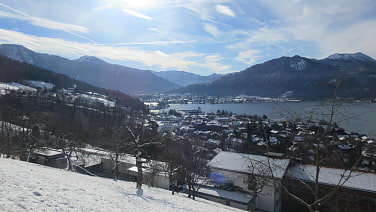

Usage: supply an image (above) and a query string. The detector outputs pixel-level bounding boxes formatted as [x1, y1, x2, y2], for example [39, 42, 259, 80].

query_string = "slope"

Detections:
[0, 158, 241, 212]
[0, 44, 180, 94]
[0, 55, 145, 111]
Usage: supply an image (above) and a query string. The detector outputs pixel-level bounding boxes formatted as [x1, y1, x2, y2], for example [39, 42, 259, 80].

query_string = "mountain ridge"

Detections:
[172, 54, 376, 99]
[0, 44, 179, 94]
[326, 52, 375, 62]
[0, 54, 145, 111]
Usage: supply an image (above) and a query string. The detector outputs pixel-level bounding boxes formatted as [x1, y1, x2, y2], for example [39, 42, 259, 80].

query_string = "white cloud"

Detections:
[203, 23, 221, 37]
[29, 17, 88, 33]
[0, 3, 88, 33]
[122, 8, 152, 20]
[0, 29, 231, 73]
[113, 40, 197, 46]
[258, 0, 376, 58]
[215, 4, 235, 17]
[227, 28, 286, 51]
[203, 54, 232, 73]
[175, 0, 231, 22]
[0, 10, 23, 20]
[318, 20, 376, 59]
[101, 0, 167, 20]
[103, 0, 164, 10]
[148, 28, 159, 32]
[235, 49, 260, 65]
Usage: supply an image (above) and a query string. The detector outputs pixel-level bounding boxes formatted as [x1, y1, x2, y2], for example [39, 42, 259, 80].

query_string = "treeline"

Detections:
[0, 91, 136, 152]
[0, 55, 145, 111]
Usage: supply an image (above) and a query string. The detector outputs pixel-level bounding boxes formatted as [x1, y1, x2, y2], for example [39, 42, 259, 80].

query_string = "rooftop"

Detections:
[286, 164, 376, 193]
[208, 151, 290, 179]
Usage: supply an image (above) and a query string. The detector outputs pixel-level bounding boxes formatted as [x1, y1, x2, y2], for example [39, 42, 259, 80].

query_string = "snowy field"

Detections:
[0, 158, 241, 212]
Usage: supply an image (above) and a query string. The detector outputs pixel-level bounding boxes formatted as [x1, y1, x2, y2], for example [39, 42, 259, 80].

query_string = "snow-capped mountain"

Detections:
[326, 53, 375, 62]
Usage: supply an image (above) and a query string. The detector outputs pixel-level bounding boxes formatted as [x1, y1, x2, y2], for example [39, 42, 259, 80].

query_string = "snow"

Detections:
[290, 59, 306, 71]
[208, 151, 290, 179]
[199, 187, 253, 204]
[327, 53, 375, 62]
[0, 158, 242, 212]
[286, 164, 376, 193]
[280, 90, 294, 98]
[0, 82, 37, 94]
[26, 80, 55, 90]
[76, 93, 115, 107]
[33, 148, 64, 157]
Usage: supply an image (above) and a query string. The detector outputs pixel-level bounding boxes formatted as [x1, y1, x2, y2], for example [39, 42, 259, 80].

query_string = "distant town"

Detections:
[1, 80, 376, 212]
[138, 93, 376, 111]
[138, 93, 298, 110]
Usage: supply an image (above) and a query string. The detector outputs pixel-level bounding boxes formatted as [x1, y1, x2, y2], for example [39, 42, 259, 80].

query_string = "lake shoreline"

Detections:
[160, 102, 376, 138]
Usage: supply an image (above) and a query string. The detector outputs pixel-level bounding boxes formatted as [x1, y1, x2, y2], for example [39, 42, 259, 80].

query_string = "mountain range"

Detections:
[1, 44, 376, 99]
[0, 44, 179, 94]
[172, 53, 376, 99]
[0, 44, 225, 94]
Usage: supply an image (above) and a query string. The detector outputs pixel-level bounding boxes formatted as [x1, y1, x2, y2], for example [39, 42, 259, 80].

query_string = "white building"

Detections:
[208, 151, 290, 212]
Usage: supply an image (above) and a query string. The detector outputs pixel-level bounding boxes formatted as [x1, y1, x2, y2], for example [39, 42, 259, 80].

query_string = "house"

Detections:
[284, 164, 376, 212]
[207, 151, 290, 212]
[29, 148, 67, 169]
[101, 153, 170, 189]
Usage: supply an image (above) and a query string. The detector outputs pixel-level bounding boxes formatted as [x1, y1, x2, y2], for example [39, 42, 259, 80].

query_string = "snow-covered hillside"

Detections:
[327, 52, 375, 62]
[0, 82, 37, 95]
[0, 158, 241, 212]
[26, 80, 55, 90]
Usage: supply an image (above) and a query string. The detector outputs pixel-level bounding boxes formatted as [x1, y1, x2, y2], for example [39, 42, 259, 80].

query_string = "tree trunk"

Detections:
[250, 189, 257, 212]
[113, 152, 119, 181]
[188, 184, 192, 198]
[26, 144, 33, 162]
[136, 159, 143, 189]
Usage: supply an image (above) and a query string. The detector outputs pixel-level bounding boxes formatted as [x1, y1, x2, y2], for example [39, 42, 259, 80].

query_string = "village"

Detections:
[138, 93, 294, 109]
[1, 81, 376, 212]
[25, 105, 376, 212]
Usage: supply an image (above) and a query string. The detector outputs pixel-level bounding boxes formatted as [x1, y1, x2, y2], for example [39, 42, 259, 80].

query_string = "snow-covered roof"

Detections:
[33, 148, 64, 157]
[208, 151, 290, 179]
[199, 187, 253, 204]
[286, 164, 376, 193]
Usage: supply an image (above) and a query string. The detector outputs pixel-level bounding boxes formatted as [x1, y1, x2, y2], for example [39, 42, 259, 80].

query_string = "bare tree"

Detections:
[179, 137, 208, 200]
[125, 124, 162, 189]
[99, 125, 129, 181]
[25, 125, 40, 162]
[57, 134, 79, 171]
[275, 76, 364, 212]
[247, 159, 275, 212]
[159, 133, 182, 195]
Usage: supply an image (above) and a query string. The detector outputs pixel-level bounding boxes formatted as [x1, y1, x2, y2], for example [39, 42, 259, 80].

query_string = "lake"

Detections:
[164, 101, 376, 138]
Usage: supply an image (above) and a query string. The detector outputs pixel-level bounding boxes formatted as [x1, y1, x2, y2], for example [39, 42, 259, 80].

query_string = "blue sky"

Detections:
[0, 0, 375, 75]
